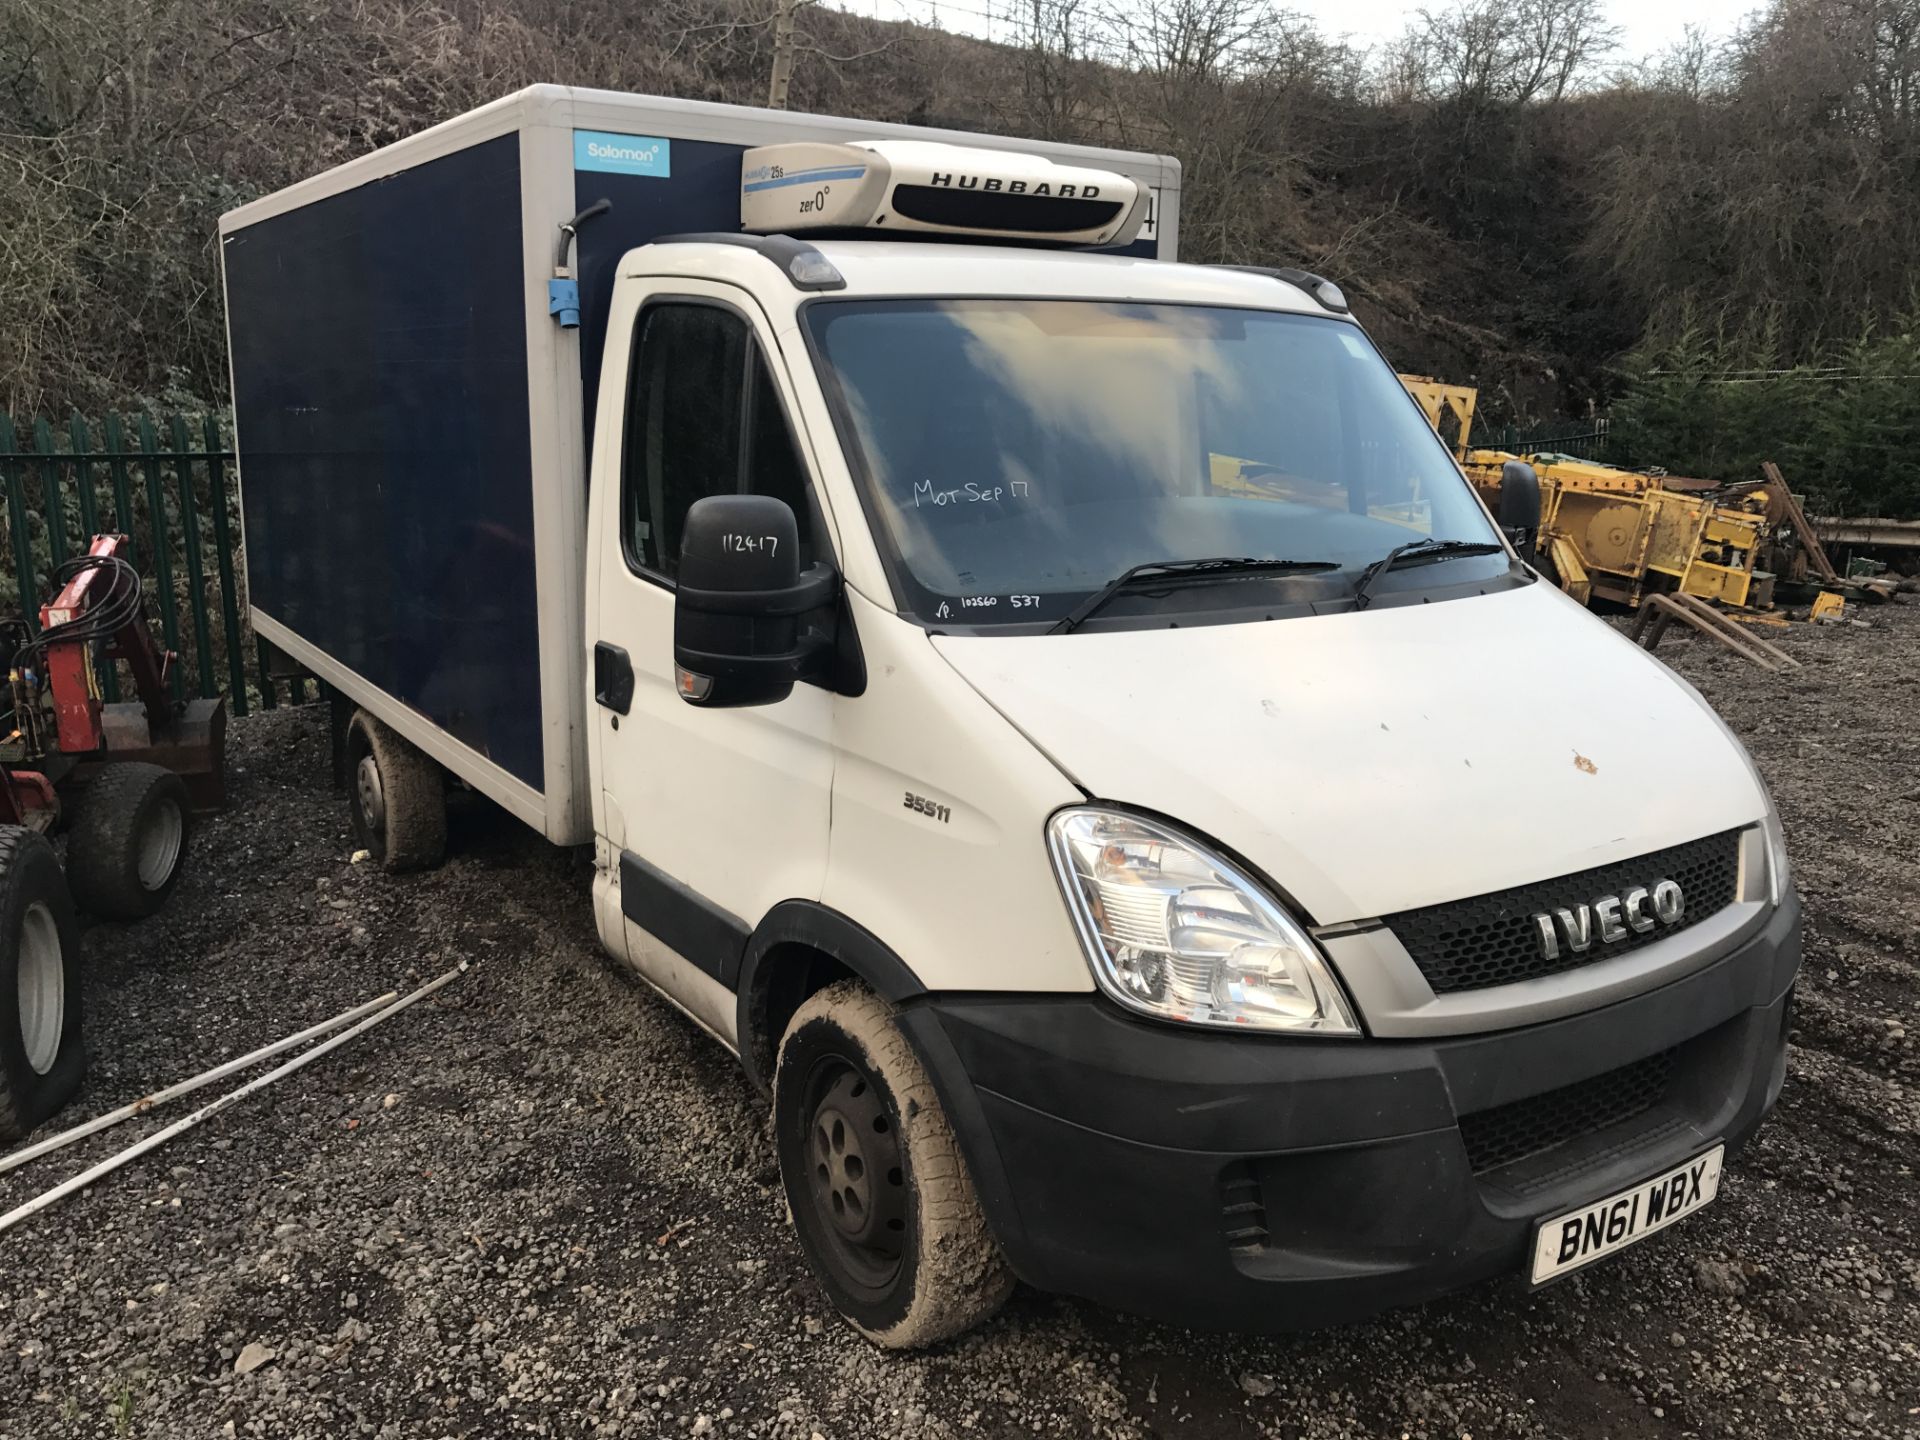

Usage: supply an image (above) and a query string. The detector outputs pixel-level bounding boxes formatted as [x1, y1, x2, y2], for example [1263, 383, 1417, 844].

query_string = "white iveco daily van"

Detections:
[221, 88, 1799, 1348]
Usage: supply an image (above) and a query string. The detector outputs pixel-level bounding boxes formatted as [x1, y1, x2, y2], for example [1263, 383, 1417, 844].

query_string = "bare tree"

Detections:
[1515, 0, 1621, 100]
[1391, 0, 1618, 104]
[1647, 25, 1723, 100]
[1009, 0, 1101, 139]
[1583, 0, 1920, 345]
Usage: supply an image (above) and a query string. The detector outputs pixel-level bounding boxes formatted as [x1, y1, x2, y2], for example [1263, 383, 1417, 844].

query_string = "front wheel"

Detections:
[0, 826, 84, 1141]
[774, 980, 1013, 1348]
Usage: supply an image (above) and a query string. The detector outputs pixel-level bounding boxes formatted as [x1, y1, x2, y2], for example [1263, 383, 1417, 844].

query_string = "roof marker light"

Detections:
[1213, 264, 1352, 314]
[787, 251, 844, 288]
[1313, 279, 1349, 313]
[645, 232, 846, 292]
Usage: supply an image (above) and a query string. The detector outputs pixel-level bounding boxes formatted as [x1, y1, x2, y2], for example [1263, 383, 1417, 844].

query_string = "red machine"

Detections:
[0, 534, 224, 1142]
[4, 534, 225, 827]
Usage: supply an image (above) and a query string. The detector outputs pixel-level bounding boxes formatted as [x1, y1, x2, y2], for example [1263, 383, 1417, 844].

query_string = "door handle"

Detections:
[594, 642, 634, 715]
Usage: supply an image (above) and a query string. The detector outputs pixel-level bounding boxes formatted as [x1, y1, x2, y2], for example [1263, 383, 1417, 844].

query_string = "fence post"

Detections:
[103, 415, 144, 705]
[169, 415, 217, 699]
[1, 416, 36, 627]
[65, 414, 118, 702]
[203, 414, 248, 716]
[32, 418, 66, 572]
[0, 410, 36, 625]
[68, 414, 100, 541]
[137, 414, 185, 701]
[255, 636, 278, 709]
[103, 415, 136, 535]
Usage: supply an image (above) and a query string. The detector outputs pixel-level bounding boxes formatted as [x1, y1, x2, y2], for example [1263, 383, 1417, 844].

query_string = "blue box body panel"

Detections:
[224, 134, 545, 789]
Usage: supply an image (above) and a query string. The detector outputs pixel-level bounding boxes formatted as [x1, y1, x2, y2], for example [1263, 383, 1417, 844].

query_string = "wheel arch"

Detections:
[736, 900, 925, 1095]
[736, 900, 1035, 1291]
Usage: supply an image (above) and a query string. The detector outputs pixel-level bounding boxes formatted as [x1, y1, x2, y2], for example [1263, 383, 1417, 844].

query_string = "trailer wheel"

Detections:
[774, 980, 1013, 1349]
[0, 826, 84, 1141]
[346, 710, 445, 872]
[66, 763, 192, 921]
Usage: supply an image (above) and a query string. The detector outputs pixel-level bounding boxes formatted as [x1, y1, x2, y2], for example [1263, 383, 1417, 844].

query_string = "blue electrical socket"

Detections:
[548, 278, 581, 329]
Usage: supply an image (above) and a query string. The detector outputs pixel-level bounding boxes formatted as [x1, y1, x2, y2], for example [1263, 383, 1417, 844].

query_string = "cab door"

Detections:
[587, 283, 836, 1046]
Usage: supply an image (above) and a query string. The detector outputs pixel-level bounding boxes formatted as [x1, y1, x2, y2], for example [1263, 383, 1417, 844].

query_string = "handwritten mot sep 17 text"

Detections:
[913, 479, 1031, 507]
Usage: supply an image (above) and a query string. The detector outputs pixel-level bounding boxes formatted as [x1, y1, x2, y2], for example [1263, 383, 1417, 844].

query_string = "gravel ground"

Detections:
[1, 603, 1916, 1440]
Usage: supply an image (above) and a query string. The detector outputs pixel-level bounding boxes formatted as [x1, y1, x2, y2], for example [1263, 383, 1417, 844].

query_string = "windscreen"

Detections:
[804, 299, 1505, 627]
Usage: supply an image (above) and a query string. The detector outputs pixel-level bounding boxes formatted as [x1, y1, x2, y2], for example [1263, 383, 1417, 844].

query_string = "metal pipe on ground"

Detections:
[1634, 593, 1801, 671]
[0, 989, 403, 1178]
[0, 963, 468, 1238]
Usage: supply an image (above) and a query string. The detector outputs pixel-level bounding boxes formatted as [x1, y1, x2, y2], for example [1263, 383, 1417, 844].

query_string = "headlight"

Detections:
[1046, 807, 1359, 1035]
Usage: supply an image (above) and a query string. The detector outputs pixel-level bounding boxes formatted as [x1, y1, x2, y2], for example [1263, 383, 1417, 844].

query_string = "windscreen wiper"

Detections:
[1352, 539, 1507, 611]
[1049, 556, 1339, 635]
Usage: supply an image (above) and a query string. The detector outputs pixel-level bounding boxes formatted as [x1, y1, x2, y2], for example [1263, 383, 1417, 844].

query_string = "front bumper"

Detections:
[897, 892, 1800, 1331]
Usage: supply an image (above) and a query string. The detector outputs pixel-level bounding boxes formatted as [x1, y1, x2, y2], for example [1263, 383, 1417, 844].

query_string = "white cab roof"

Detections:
[630, 239, 1332, 314]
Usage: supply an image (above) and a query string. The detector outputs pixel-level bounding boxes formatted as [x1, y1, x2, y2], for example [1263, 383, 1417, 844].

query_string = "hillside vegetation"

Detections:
[4, 0, 1917, 510]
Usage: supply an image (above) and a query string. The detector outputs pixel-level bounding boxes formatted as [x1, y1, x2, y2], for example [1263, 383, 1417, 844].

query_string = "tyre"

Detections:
[66, 762, 191, 921]
[774, 980, 1013, 1348]
[345, 710, 446, 872]
[0, 826, 84, 1141]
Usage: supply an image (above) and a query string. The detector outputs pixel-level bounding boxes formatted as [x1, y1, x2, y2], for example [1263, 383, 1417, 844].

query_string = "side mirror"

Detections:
[1498, 459, 1542, 567]
[673, 494, 837, 707]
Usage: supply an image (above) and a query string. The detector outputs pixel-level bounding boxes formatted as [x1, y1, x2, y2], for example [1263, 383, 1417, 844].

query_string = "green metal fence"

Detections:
[1485, 419, 1613, 463]
[0, 413, 300, 717]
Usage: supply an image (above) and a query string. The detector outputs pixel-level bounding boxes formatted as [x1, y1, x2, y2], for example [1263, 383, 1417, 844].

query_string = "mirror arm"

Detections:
[824, 589, 867, 698]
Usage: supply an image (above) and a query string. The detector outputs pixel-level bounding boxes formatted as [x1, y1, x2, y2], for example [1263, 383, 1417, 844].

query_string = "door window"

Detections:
[623, 302, 814, 581]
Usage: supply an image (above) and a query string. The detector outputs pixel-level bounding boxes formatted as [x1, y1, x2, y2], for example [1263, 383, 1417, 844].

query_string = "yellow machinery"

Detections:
[1400, 376, 1773, 610]
[1809, 590, 1847, 623]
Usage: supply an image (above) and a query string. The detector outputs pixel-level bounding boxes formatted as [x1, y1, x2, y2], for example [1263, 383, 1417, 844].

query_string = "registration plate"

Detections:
[1530, 1145, 1724, 1285]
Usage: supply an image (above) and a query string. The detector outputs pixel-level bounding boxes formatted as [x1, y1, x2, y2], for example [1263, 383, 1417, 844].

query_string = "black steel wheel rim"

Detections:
[799, 1055, 908, 1295]
[346, 730, 384, 856]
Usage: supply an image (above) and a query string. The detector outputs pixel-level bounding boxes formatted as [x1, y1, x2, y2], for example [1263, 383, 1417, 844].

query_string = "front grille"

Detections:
[1382, 830, 1742, 994]
[1459, 1048, 1677, 1175]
